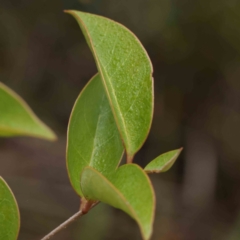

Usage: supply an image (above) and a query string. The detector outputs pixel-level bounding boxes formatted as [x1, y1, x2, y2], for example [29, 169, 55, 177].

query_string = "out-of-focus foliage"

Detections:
[0, 177, 19, 240]
[0, 82, 56, 140]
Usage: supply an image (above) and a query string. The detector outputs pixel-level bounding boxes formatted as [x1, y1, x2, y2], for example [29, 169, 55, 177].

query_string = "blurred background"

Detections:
[0, 0, 240, 239]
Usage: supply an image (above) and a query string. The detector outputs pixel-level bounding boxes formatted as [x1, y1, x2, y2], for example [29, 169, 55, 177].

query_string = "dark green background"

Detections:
[1, 0, 240, 239]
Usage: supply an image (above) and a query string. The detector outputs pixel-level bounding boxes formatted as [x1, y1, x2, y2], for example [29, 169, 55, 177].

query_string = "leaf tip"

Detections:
[45, 130, 58, 141]
[35, 123, 58, 142]
[63, 9, 72, 13]
[64, 10, 77, 16]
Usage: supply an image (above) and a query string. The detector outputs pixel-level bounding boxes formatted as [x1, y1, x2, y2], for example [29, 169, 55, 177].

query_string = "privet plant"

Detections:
[0, 11, 182, 240]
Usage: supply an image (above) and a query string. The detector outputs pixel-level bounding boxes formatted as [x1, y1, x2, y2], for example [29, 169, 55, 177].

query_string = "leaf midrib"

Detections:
[70, 12, 131, 155]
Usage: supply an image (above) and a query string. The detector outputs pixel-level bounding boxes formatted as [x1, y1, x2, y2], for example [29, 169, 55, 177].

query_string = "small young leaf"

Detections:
[0, 177, 20, 240]
[65, 11, 153, 162]
[67, 74, 124, 196]
[0, 82, 56, 140]
[144, 148, 182, 173]
[81, 164, 155, 240]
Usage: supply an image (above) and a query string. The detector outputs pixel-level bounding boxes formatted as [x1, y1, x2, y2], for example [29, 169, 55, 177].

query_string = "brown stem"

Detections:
[40, 200, 99, 240]
[126, 155, 133, 164]
[80, 198, 97, 213]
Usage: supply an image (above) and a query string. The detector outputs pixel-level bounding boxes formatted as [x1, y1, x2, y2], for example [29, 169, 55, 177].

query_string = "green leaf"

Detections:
[144, 148, 182, 173]
[0, 82, 56, 140]
[0, 177, 20, 240]
[65, 10, 153, 162]
[67, 74, 124, 196]
[81, 164, 155, 240]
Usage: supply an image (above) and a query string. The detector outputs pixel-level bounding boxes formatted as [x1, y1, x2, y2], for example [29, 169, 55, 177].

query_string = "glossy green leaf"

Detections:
[0, 82, 56, 140]
[81, 164, 155, 240]
[0, 177, 20, 240]
[65, 10, 153, 161]
[144, 148, 182, 173]
[67, 74, 124, 196]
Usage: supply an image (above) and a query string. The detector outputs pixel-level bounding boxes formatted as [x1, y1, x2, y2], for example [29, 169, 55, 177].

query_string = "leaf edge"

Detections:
[0, 176, 20, 240]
